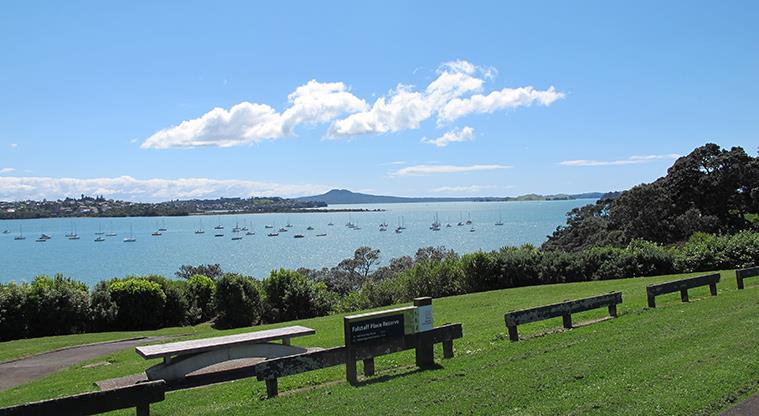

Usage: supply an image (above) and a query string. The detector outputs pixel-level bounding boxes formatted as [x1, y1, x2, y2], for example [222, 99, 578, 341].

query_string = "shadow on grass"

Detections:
[355, 363, 445, 387]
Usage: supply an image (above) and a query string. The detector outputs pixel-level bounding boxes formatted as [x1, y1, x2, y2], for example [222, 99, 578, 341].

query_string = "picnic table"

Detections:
[136, 326, 315, 381]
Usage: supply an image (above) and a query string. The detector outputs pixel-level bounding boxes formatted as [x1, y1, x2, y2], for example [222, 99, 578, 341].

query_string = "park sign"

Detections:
[344, 306, 416, 347]
[343, 298, 434, 347]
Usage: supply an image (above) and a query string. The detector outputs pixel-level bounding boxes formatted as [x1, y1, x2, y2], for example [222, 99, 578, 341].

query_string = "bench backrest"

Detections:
[136, 325, 315, 359]
[646, 273, 720, 296]
[736, 266, 759, 279]
[255, 323, 463, 381]
[0, 380, 165, 416]
[505, 292, 622, 327]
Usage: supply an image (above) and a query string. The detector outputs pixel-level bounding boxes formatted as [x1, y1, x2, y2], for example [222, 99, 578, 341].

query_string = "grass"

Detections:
[0, 270, 757, 415]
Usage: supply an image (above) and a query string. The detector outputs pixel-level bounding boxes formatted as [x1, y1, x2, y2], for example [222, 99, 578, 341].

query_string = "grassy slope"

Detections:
[0, 270, 757, 415]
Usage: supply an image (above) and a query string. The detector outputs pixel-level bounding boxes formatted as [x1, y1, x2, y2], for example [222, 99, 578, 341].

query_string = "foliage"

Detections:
[262, 269, 333, 323]
[0, 282, 29, 341]
[187, 274, 216, 324]
[544, 144, 759, 251]
[88, 280, 118, 332]
[109, 278, 166, 330]
[176, 264, 224, 281]
[214, 273, 262, 329]
[24, 274, 90, 337]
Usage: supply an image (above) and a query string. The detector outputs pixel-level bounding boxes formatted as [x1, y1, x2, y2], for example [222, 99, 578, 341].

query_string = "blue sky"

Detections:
[1, 1, 757, 201]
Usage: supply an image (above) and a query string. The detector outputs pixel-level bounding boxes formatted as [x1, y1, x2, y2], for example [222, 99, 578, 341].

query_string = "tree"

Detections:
[176, 264, 223, 280]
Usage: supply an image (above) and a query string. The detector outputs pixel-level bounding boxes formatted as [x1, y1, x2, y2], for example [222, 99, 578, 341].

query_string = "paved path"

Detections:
[0, 337, 168, 392]
[722, 394, 759, 416]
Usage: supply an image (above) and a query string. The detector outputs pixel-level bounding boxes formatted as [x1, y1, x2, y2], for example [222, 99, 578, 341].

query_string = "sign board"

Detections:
[344, 306, 416, 347]
[416, 304, 433, 332]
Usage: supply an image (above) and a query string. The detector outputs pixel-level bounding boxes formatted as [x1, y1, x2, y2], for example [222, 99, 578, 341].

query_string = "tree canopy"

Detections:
[543, 143, 759, 251]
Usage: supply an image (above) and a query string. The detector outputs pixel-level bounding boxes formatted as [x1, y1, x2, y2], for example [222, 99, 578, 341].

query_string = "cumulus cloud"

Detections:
[437, 86, 565, 123]
[0, 167, 15, 174]
[392, 164, 511, 176]
[0, 175, 328, 202]
[141, 80, 367, 149]
[559, 154, 682, 167]
[422, 126, 475, 147]
[430, 185, 496, 193]
[9, 144, 18, 149]
[142, 60, 563, 148]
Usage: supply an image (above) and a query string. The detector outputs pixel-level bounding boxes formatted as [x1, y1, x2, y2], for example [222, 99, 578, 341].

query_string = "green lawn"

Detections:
[0, 270, 757, 415]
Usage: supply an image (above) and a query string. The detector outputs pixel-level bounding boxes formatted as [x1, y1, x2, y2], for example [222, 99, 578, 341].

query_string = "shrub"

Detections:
[399, 256, 464, 299]
[673, 233, 728, 272]
[110, 278, 166, 330]
[723, 231, 759, 268]
[262, 269, 332, 323]
[141, 275, 188, 327]
[214, 273, 262, 328]
[362, 276, 404, 308]
[461, 251, 501, 293]
[538, 250, 585, 283]
[25, 274, 90, 337]
[0, 282, 29, 341]
[89, 280, 118, 332]
[492, 245, 542, 287]
[187, 274, 216, 324]
[334, 291, 371, 313]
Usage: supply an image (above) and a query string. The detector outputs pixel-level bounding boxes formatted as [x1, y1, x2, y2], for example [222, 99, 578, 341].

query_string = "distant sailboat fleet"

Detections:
[7, 210, 510, 244]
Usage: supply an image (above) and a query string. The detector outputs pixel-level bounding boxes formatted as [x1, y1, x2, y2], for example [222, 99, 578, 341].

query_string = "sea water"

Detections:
[0, 200, 591, 285]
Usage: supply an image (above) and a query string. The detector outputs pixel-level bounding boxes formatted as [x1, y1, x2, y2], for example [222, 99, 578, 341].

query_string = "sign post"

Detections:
[413, 297, 434, 368]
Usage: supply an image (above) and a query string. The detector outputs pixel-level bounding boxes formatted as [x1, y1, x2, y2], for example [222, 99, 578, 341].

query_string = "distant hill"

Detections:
[296, 189, 606, 205]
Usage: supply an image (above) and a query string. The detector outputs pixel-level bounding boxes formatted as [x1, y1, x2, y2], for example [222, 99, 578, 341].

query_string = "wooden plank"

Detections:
[646, 273, 720, 296]
[505, 292, 621, 327]
[737, 266, 759, 289]
[136, 326, 316, 359]
[0, 380, 165, 416]
[256, 324, 464, 381]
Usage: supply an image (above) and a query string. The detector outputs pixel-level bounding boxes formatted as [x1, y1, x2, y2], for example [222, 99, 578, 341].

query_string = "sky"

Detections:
[0, 1, 757, 202]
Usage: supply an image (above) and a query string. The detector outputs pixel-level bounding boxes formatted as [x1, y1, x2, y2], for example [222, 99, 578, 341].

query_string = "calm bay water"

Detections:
[0, 200, 591, 286]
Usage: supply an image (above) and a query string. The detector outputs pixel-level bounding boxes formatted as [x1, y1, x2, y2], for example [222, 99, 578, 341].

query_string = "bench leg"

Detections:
[608, 304, 618, 318]
[282, 337, 290, 346]
[562, 314, 573, 329]
[647, 292, 656, 308]
[416, 339, 435, 369]
[443, 340, 454, 359]
[680, 289, 689, 303]
[737, 276, 744, 290]
[265, 378, 278, 398]
[507, 325, 519, 342]
[709, 282, 718, 296]
[346, 356, 358, 385]
[136, 403, 150, 416]
[363, 358, 375, 376]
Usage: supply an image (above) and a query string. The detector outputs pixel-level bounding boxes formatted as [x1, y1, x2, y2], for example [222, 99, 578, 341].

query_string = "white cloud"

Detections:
[9, 144, 18, 149]
[430, 185, 496, 193]
[437, 86, 565, 123]
[559, 154, 682, 167]
[142, 60, 564, 147]
[0, 175, 328, 202]
[392, 164, 511, 176]
[0, 167, 15, 174]
[422, 126, 475, 147]
[141, 80, 367, 149]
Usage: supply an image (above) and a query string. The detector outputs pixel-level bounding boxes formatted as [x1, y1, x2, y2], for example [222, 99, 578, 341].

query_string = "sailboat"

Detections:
[232, 219, 241, 233]
[286, 218, 293, 228]
[158, 220, 167, 232]
[67, 222, 80, 239]
[14, 226, 25, 240]
[495, 212, 504, 226]
[105, 221, 117, 237]
[430, 213, 441, 231]
[231, 229, 243, 240]
[1, 229, 8, 234]
[457, 212, 464, 226]
[214, 217, 224, 230]
[95, 224, 104, 235]
[123, 225, 136, 242]
[195, 219, 205, 234]
[94, 235, 105, 242]
[465, 213, 472, 225]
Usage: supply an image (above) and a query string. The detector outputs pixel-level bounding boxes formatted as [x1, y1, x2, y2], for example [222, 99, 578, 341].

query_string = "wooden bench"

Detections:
[136, 326, 315, 381]
[255, 323, 463, 397]
[504, 292, 622, 342]
[736, 266, 759, 290]
[646, 273, 719, 308]
[0, 380, 165, 416]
